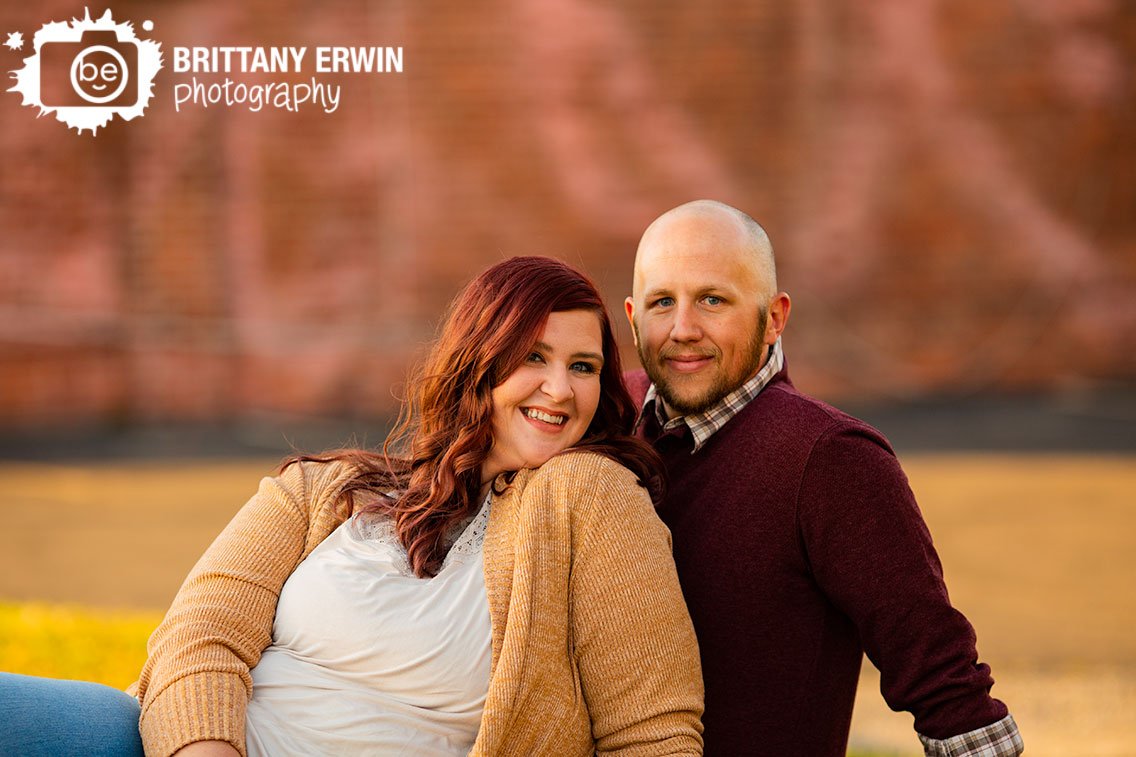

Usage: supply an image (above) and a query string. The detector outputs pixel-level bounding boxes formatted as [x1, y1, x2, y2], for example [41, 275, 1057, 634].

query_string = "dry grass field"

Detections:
[847, 455, 1136, 756]
[1, 454, 1133, 755]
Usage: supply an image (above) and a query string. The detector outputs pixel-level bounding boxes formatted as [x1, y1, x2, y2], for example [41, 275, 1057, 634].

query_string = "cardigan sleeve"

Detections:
[796, 424, 1011, 741]
[560, 452, 705, 755]
[134, 461, 349, 757]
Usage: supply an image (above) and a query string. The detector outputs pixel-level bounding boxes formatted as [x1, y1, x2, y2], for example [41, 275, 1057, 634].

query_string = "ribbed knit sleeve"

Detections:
[563, 453, 705, 755]
[133, 461, 353, 757]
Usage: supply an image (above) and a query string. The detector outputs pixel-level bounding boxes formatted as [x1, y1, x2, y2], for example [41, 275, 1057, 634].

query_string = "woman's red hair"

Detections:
[286, 256, 661, 577]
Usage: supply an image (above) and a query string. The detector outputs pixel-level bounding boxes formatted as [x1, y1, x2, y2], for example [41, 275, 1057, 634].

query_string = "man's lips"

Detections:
[662, 353, 716, 373]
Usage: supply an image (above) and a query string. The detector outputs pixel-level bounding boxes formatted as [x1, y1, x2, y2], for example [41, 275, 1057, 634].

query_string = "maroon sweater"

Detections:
[628, 366, 1008, 756]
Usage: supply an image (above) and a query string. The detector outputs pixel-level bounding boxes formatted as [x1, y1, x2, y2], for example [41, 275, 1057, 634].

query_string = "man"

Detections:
[624, 200, 1023, 756]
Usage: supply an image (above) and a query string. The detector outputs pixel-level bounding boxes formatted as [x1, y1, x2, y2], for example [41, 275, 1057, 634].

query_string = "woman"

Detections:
[0, 256, 703, 756]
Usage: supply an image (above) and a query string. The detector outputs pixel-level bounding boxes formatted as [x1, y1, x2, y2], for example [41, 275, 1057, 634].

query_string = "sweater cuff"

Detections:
[139, 672, 249, 757]
[919, 714, 1024, 757]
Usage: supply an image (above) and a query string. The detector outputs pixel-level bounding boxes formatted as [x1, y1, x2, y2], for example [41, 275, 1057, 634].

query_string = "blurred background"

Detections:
[1, 1, 1133, 755]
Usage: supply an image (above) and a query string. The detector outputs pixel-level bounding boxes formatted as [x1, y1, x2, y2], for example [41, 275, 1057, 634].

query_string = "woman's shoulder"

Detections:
[531, 449, 639, 486]
[509, 451, 672, 567]
[516, 449, 652, 518]
[270, 457, 366, 513]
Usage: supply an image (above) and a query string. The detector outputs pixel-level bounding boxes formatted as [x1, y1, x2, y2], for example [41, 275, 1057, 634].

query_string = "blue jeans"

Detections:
[0, 672, 144, 756]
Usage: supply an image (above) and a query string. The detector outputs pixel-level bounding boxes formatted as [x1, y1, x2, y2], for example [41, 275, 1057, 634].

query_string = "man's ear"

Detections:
[764, 292, 791, 345]
[624, 296, 639, 347]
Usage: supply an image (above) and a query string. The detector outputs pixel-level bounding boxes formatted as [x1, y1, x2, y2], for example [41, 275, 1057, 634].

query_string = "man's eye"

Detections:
[704, 295, 723, 306]
[652, 297, 675, 308]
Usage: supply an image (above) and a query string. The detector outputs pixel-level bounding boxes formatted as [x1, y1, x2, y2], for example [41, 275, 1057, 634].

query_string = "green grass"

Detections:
[0, 601, 161, 690]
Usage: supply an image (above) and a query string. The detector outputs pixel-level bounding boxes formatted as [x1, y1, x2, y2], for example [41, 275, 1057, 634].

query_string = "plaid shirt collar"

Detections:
[637, 337, 784, 452]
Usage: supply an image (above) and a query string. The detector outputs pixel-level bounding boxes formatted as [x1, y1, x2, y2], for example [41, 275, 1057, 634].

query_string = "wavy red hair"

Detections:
[287, 256, 661, 577]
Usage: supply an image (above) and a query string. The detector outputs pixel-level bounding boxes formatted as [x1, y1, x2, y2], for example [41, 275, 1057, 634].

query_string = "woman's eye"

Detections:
[527, 352, 544, 363]
[571, 361, 598, 374]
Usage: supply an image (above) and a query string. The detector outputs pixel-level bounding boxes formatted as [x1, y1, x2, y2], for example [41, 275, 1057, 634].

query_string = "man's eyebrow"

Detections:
[646, 285, 729, 298]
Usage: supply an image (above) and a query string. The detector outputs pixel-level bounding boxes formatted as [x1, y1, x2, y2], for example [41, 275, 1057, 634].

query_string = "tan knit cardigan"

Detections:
[132, 450, 704, 756]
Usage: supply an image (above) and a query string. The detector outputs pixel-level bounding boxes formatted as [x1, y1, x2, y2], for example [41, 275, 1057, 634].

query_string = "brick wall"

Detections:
[1, 0, 1132, 427]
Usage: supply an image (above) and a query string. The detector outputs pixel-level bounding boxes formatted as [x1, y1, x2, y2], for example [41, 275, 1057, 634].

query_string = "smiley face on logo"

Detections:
[11, 8, 161, 133]
[70, 45, 130, 104]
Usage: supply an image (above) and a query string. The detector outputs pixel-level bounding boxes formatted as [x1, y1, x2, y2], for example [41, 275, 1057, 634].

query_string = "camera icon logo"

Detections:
[7, 8, 162, 134]
[41, 30, 138, 107]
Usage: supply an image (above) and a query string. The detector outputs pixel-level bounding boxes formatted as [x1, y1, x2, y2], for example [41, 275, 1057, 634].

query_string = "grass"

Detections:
[5, 455, 1134, 754]
[0, 601, 161, 690]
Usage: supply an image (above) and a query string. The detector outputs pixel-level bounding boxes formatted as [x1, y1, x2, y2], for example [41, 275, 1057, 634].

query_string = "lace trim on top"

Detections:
[347, 491, 491, 577]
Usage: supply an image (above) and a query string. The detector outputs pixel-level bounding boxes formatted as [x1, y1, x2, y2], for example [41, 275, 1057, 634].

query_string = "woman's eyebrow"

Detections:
[532, 341, 603, 363]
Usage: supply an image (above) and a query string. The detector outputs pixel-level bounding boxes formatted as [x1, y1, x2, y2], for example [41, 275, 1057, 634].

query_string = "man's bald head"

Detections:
[625, 200, 791, 417]
[634, 199, 777, 302]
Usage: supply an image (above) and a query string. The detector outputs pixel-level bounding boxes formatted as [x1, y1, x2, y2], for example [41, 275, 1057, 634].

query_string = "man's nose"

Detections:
[669, 302, 703, 343]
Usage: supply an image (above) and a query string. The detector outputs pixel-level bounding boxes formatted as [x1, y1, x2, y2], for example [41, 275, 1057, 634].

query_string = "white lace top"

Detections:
[244, 495, 493, 756]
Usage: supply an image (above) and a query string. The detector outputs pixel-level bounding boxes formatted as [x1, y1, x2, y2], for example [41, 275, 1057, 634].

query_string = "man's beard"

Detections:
[634, 308, 768, 417]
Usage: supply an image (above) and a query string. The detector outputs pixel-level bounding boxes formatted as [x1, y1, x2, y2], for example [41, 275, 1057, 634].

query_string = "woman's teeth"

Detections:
[523, 408, 565, 425]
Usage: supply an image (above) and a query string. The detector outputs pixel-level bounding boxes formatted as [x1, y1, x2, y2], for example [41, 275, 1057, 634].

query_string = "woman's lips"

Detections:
[521, 406, 569, 431]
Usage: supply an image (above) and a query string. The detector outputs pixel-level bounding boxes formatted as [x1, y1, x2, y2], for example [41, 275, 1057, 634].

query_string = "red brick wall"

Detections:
[1, 0, 1133, 427]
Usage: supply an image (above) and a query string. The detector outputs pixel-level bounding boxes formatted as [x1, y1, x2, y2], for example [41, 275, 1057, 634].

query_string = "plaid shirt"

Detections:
[635, 339, 1024, 757]
[920, 714, 1023, 757]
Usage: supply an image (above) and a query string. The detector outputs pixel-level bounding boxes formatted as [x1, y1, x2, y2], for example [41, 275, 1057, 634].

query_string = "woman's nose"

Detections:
[541, 366, 574, 402]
